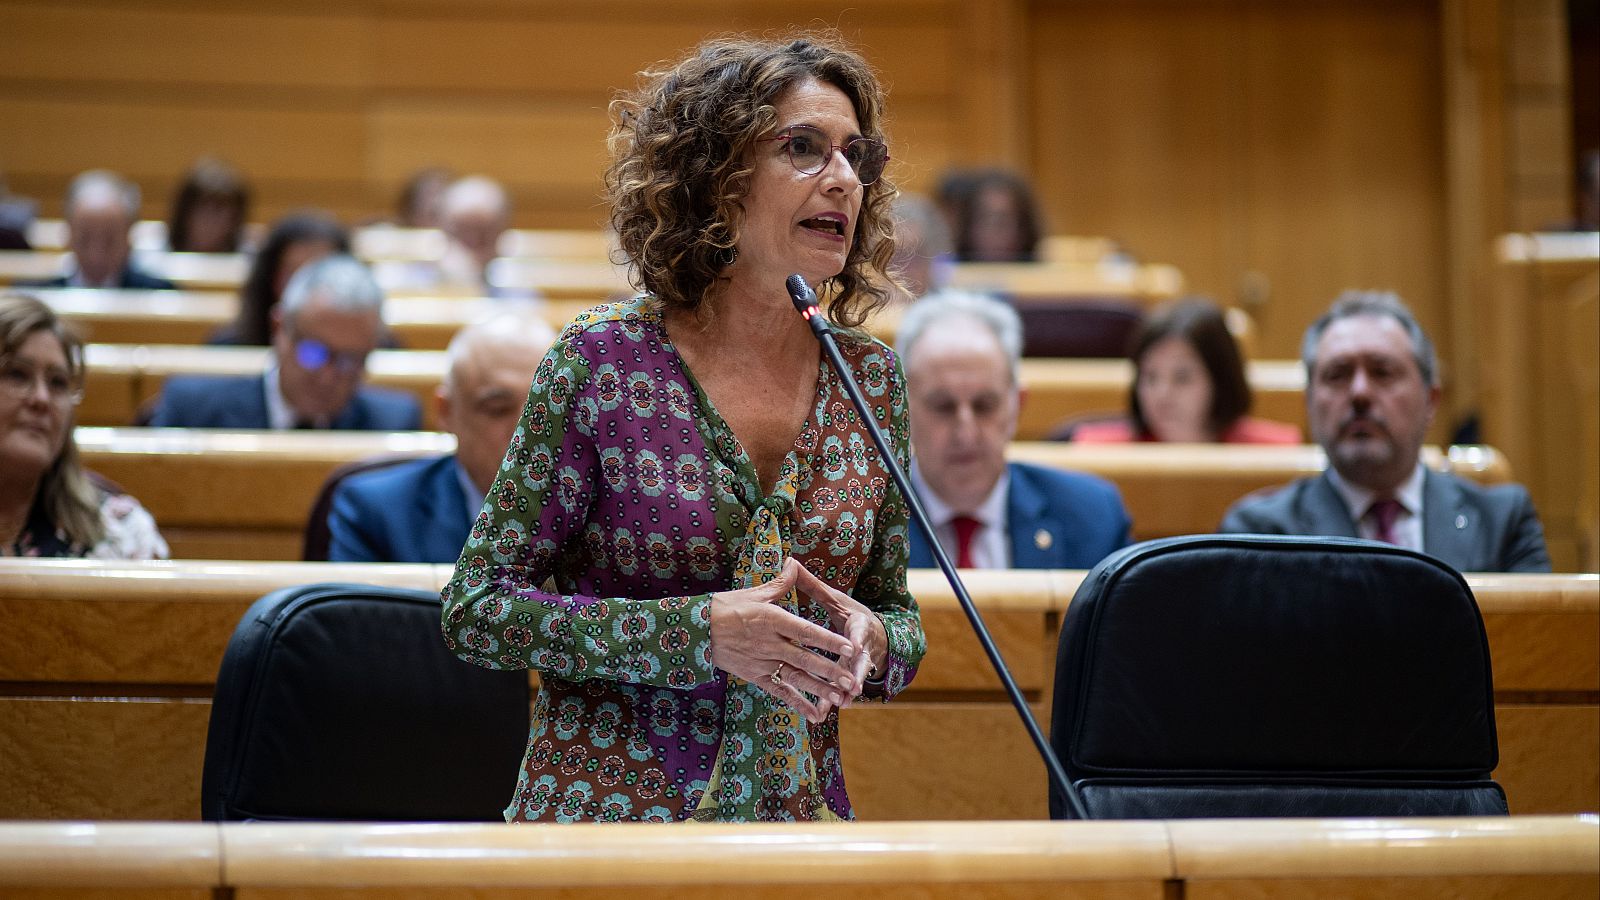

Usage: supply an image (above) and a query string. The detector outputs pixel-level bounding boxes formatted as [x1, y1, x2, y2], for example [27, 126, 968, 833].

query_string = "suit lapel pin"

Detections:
[1454, 514, 1468, 530]
[1035, 529, 1053, 550]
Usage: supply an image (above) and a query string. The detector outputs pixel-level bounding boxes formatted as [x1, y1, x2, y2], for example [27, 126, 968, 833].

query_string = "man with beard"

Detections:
[1220, 291, 1549, 572]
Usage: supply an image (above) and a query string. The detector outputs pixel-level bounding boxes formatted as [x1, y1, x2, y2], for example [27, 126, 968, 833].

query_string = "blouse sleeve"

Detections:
[440, 325, 716, 690]
[89, 492, 170, 561]
[849, 343, 925, 701]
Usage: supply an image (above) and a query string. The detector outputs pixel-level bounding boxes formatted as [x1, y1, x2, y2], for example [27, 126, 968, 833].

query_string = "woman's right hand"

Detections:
[710, 557, 859, 723]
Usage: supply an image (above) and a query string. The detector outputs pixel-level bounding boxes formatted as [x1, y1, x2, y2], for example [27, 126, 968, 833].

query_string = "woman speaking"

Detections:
[442, 34, 925, 823]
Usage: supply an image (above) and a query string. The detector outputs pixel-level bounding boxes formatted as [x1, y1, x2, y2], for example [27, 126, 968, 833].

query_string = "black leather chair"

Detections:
[1049, 535, 1507, 819]
[201, 583, 530, 821]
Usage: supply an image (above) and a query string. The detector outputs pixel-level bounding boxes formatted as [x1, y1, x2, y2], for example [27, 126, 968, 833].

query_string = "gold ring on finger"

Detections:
[770, 662, 785, 686]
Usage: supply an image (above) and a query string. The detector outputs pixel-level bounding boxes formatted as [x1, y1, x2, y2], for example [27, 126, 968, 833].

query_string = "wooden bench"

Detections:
[0, 818, 1592, 899]
[0, 559, 1591, 823]
[70, 341, 1308, 438]
[72, 430, 1504, 560]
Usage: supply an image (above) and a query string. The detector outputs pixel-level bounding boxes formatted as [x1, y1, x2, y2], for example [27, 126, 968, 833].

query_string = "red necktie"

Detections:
[1368, 498, 1404, 545]
[951, 515, 981, 568]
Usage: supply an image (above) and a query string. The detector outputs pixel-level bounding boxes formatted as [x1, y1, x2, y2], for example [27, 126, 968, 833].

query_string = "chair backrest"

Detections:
[201, 583, 530, 821]
[1049, 534, 1506, 820]
[301, 454, 427, 560]
[1012, 296, 1144, 358]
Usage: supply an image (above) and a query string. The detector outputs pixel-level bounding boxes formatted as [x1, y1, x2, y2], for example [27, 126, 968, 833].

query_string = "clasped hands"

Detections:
[709, 556, 887, 723]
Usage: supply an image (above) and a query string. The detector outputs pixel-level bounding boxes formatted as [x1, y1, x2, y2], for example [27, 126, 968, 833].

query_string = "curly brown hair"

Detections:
[605, 33, 899, 329]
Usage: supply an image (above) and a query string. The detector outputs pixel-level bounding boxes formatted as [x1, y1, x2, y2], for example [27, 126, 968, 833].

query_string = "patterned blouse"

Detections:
[4, 489, 169, 559]
[442, 297, 925, 823]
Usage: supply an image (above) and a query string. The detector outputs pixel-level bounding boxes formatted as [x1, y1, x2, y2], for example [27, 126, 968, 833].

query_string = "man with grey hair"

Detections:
[324, 309, 554, 562]
[1221, 290, 1549, 572]
[146, 254, 420, 430]
[897, 290, 1130, 569]
[25, 170, 174, 289]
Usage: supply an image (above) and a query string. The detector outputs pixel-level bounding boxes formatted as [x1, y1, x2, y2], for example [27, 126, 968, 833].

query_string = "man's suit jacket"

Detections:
[907, 461, 1132, 570]
[21, 266, 176, 290]
[1219, 468, 1551, 573]
[326, 454, 474, 563]
[144, 373, 422, 431]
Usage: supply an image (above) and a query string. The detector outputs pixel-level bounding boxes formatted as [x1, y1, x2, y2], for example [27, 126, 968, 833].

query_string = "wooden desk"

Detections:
[71, 430, 1506, 559]
[72, 341, 1304, 439]
[0, 560, 1591, 823]
[0, 818, 1591, 899]
[40, 288, 602, 351]
[0, 249, 249, 291]
[1482, 232, 1600, 570]
[946, 259, 1184, 300]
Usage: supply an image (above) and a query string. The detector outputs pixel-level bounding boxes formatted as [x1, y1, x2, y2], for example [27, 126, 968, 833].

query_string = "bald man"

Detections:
[325, 310, 555, 562]
[26, 170, 175, 289]
[897, 291, 1130, 570]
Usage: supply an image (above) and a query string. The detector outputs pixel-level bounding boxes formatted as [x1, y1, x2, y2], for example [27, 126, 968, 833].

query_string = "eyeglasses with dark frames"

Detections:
[291, 336, 368, 376]
[758, 125, 890, 186]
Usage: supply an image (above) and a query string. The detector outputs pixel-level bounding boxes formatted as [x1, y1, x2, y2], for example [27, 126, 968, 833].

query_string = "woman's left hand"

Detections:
[791, 560, 888, 694]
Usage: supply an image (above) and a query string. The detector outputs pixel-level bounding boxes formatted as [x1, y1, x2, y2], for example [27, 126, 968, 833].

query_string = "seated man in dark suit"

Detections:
[325, 309, 553, 562]
[897, 291, 1131, 569]
[23, 170, 175, 289]
[1221, 290, 1550, 573]
[146, 254, 420, 430]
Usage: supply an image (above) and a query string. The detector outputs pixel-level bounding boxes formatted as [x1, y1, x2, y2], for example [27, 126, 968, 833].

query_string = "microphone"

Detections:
[783, 274, 1090, 820]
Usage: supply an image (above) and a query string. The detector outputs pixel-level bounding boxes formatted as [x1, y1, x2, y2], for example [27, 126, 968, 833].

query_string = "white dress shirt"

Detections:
[1326, 462, 1426, 552]
[910, 461, 1012, 569]
[262, 363, 327, 430]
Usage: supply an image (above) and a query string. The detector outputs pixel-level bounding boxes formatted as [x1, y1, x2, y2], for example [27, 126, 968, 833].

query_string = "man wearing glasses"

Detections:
[146, 254, 421, 430]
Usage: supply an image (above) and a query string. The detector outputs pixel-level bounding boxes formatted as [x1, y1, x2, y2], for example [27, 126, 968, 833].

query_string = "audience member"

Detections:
[0, 292, 167, 558]
[166, 158, 252, 253]
[1071, 297, 1301, 444]
[1220, 290, 1550, 572]
[25, 170, 174, 290]
[951, 168, 1042, 262]
[887, 192, 953, 300]
[376, 175, 525, 297]
[147, 254, 420, 430]
[898, 290, 1130, 569]
[209, 212, 349, 346]
[0, 173, 35, 250]
[326, 309, 554, 562]
[396, 166, 454, 228]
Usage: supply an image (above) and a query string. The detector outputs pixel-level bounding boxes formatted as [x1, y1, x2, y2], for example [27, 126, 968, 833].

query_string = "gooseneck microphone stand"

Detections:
[785, 274, 1091, 821]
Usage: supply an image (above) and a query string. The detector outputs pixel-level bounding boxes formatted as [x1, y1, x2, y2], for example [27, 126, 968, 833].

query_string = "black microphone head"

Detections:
[785, 274, 816, 312]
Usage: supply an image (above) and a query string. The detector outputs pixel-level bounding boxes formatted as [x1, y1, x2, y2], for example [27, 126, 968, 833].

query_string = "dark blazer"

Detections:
[144, 373, 422, 431]
[908, 461, 1132, 570]
[327, 454, 474, 563]
[1219, 469, 1551, 573]
[20, 266, 176, 290]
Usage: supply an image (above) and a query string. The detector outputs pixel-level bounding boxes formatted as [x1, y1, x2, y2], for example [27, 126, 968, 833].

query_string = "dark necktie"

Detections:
[951, 514, 981, 568]
[1367, 498, 1404, 545]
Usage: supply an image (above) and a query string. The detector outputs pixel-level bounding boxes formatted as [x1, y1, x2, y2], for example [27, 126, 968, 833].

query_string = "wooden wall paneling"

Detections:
[1493, 704, 1600, 815]
[1027, 0, 1448, 375]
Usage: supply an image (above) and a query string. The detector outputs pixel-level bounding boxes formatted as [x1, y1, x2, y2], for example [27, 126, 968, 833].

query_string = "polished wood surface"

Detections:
[0, 560, 1592, 821]
[71, 341, 1312, 439]
[69, 430, 1510, 558]
[40, 288, 601, 352]
[0, 818, 1591, 897]
[1481, 232, 1600, 571]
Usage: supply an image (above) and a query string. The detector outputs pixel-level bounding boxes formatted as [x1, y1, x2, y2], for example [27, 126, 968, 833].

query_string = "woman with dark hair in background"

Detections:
[1073, 297, 1300, 444]
[441, 33, 925, 823]
[208, 212, 348, 346]
[167, 158, 252, 253]
[0, 292, 167, 558]
[951, 168, 1043, 262]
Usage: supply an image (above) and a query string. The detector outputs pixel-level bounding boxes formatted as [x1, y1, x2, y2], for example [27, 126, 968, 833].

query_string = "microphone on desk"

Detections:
[784, 274, 1091, 820]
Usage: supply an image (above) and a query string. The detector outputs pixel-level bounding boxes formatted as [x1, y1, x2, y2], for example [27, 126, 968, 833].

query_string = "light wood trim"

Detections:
[0, 822, 219, 887]
[1167, 815, 1599, 879]
[1470, 573, 1600, 614]
[946, 260, 1184, 300]
[217, 820, 1173, 887]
